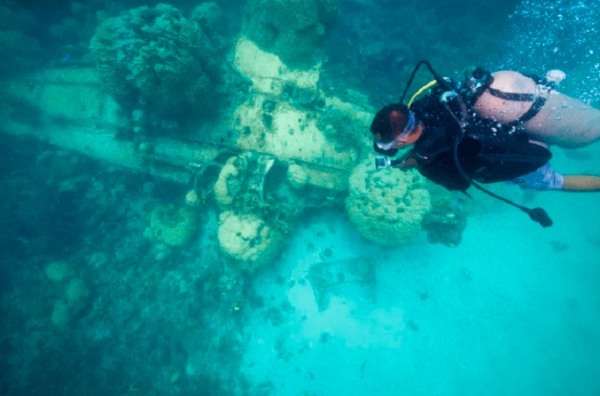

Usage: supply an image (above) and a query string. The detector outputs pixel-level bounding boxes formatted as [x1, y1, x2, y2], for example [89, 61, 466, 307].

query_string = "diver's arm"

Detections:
[561, 175, 600, 191]
[392, 150, 417, 169]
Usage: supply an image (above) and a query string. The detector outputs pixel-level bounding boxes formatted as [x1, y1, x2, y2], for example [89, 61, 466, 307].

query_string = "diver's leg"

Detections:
[524, 92, 600, 148]
[510, 164, 600, 191]
[509, 163, 563, 190]
[561, 175, 600, 191]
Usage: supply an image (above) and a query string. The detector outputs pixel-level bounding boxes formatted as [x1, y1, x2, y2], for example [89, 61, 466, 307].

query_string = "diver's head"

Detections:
[371, 104, 422, 153]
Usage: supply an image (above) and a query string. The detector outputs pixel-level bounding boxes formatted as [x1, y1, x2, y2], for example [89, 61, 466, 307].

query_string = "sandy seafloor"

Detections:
[242, 147, 600, 395]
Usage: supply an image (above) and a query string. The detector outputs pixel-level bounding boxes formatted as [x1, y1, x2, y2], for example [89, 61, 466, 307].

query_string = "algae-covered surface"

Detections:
[1, 1, 599, 395]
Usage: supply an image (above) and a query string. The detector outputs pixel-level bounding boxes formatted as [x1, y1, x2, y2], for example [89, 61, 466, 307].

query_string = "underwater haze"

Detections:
[1, 0, 599, 395]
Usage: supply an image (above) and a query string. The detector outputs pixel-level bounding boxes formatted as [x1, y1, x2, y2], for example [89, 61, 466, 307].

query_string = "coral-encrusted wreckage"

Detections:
[0, 3, 466, 272]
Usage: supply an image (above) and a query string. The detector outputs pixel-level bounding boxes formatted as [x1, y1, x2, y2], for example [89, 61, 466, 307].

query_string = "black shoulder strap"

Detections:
[485, 73, 552, 124]
[487, 87, 537, 102]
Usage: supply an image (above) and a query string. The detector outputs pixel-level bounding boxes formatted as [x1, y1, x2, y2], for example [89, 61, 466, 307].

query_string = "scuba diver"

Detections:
[371, 61, 600, 227]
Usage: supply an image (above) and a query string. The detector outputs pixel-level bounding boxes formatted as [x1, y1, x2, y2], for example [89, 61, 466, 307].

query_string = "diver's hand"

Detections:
[391, 150, 417, 169]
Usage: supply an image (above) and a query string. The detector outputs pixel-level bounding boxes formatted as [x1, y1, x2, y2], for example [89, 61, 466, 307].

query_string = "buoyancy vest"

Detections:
[410, 83, 552, 192]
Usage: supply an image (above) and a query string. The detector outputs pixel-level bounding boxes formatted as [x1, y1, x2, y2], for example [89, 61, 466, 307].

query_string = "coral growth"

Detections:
[345, 157, 431, 246]
[242, 0, 340, 68]
[213, 156, 246, 209]
[217, 211, 284, 273]
[45, 261, 74, 283]
[144, 204, 198, 247]
[190, 2, 226, 47]
[317, 95, 373, 150]
[89, 4, 221, 119]
[213, 154, 292, 270]
[422, 193, 468, 247]
[51, 278, 90, 328]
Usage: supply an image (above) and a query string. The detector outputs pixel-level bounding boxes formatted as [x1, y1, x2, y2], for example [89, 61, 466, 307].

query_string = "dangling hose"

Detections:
[441, 100, 553, 227]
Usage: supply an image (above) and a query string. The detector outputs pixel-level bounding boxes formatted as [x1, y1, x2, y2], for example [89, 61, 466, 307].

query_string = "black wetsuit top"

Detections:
[408, 86, 552, 191]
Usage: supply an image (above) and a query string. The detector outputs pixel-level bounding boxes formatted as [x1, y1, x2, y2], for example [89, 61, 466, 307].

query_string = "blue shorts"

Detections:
[509, 163, 564, 191]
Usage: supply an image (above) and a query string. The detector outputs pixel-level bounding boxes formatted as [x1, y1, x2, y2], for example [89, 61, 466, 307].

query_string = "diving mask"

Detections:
[374, 110, 416, 150]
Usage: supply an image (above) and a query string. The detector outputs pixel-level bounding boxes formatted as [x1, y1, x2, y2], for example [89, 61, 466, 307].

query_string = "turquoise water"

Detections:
[1, 0, 599, 395]
[244, 185, 600, 395]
